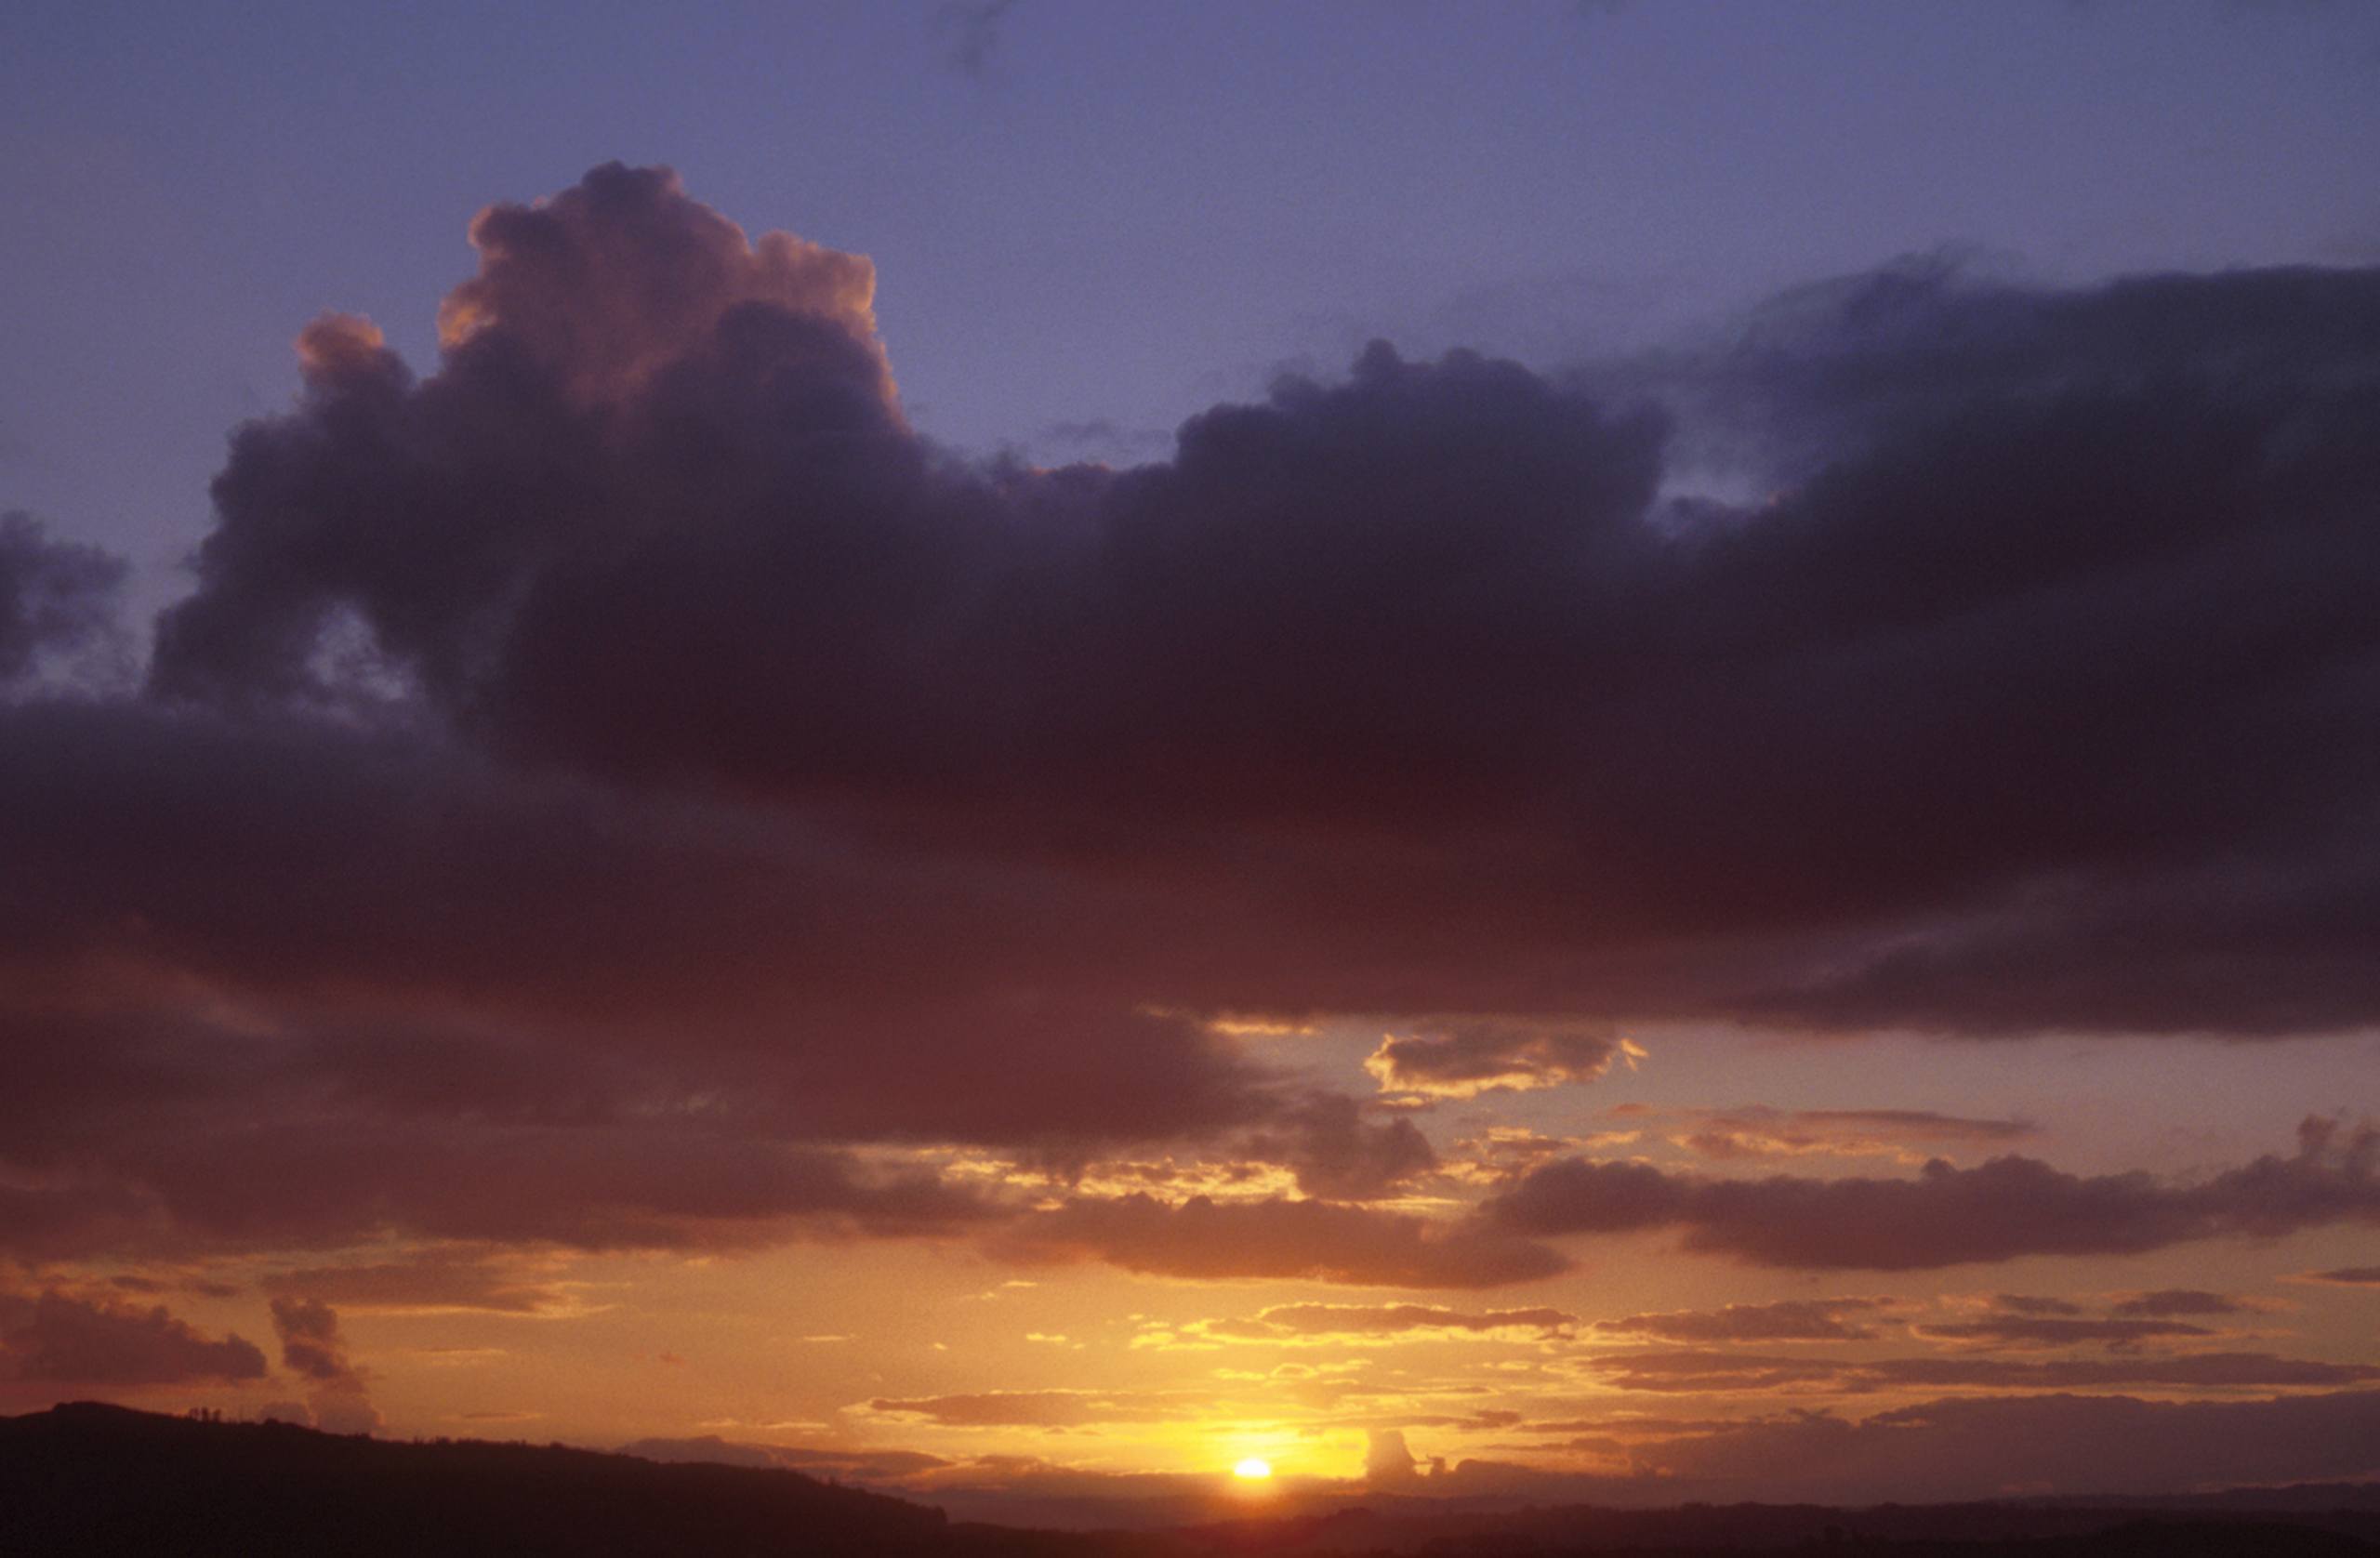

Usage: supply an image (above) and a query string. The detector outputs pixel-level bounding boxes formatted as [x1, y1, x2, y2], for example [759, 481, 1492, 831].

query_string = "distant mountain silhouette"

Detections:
[3, 1403, 2374, 1556]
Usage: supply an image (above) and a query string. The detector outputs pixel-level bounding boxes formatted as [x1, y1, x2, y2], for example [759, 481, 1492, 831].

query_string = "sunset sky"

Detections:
[5, 0, 2380, 1518]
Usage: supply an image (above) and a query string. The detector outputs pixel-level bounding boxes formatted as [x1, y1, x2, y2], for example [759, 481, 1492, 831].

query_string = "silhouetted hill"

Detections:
[1164, 1499, 2380, 1554]
[0, 1401, 965, 1557]
[2, 1404, 2373, 1557]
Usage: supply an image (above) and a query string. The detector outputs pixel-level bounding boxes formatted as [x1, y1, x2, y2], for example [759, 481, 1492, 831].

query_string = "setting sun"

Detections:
[9, 8, 2380, 1552]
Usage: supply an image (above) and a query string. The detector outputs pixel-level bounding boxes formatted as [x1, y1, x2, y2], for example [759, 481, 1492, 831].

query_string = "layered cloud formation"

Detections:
[138, 171, 2380, 1041]
[5, 162, 2380, 1315]
[1488, 1116, 2380, 1269]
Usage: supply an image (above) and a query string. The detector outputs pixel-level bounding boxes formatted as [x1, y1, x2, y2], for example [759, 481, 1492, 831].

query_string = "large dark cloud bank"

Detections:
[4, 163, 2378, 1283]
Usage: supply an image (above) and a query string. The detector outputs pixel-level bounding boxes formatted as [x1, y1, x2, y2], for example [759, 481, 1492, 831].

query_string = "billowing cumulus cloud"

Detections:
[1365, 1427, 1423, 1485]
[1365, 1025, 1643, 1101]
[1488, 1117, 2380, 1269]
[125, 178, 2380, 1039]
[991, 1194, 1570, 1288]
[0, 1289, 266, 1385]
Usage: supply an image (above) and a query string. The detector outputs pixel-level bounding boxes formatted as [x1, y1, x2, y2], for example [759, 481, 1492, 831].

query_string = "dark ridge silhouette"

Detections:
[3, 1403, 2376, 1556]
[1170, 1500, 2380, 1554]
[0, 1401, 970, 1557]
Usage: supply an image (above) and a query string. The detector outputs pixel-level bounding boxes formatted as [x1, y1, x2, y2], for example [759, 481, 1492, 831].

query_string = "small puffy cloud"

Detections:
[433, 163, 892, 409]
[1366, 1024, 1643, 1102]
[1365, 1427, 1421, 1485]
[270, 1296, 351, 1384]
[1246, 1093, 1438, 1201]
[0, 511, 124, 686]
[0, 1289, 265, 1385]
[269, 1296, 382, 1436]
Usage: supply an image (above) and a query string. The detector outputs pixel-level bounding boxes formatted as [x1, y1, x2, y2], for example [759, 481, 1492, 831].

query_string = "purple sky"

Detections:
[6, 0, 2380, 1512]
[7, 0, 2378, 611]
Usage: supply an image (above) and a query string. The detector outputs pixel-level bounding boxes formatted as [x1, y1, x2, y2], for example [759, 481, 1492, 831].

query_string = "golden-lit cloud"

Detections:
[1366, 1025, 1646, 1102]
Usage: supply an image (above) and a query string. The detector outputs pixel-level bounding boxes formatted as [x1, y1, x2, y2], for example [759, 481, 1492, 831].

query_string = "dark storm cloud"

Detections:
[0, 1289, 266, 1385]
[130, 165, 2380, 1039]
[10, 164, 2380, 1282]
[0, 692, 1269, 1261]
[1488, 1117, 2380, 1269]
[0, 511, 123, 683]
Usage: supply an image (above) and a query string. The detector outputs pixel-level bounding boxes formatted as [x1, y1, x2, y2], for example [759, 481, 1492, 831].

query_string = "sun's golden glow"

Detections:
[1233, 1457, 1273, 1480]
